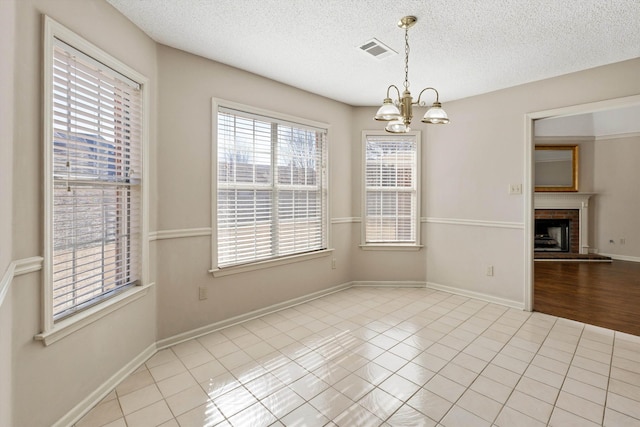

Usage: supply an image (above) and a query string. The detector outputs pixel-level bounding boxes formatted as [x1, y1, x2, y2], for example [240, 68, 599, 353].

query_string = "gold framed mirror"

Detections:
[534, 145, 579, 192]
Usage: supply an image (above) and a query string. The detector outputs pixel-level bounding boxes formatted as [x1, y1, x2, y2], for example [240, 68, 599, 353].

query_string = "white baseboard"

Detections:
[599, 253, 640, 263]
[426, 281, 525, 310]
[156, 282, 354, 349]
[53, 342, 156, 427]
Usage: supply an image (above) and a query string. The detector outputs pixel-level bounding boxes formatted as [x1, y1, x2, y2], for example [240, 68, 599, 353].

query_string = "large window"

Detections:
[363, 131, 421, 246]
[44, 18, 147, 331]
[214, 103, 328, 269]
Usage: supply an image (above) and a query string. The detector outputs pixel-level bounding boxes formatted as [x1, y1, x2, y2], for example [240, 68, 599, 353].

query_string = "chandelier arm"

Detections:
[386, 84, 402, 102]
[415, 87, 440, 106]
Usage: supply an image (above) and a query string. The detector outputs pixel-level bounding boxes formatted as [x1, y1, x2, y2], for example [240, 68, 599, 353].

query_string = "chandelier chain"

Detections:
[404, 26, 410, 90]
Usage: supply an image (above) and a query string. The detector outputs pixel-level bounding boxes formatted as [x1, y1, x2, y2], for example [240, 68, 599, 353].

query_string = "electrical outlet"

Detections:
[486, 265, 494, 276]
[508, 184, 522, 195]
[198, 286, 207, 300]
[331, 258, 336, 269]
[620, 238, 626, 245]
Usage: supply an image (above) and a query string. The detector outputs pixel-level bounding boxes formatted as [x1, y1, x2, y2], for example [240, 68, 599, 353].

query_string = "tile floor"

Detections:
[75, 287, 640, 427]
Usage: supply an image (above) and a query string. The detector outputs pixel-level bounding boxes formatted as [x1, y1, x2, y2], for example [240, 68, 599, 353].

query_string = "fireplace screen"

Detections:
[535, 219, 570, 252]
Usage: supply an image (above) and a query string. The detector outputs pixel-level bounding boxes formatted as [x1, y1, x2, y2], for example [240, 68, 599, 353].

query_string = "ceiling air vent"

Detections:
[358, 38, 396, 59]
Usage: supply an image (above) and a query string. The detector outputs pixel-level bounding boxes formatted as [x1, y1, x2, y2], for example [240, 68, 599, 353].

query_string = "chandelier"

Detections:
[374, 16, 449, 133]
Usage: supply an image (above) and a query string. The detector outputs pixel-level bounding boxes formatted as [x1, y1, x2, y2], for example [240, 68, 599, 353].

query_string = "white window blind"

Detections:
[49, 38, 142, 320]
[364, 133, 419, 244]
[217, 106, 327, 268]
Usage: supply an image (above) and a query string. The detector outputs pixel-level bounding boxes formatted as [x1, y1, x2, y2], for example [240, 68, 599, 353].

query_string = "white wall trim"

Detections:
[0, 256, 44, 308]
[599, 253, 640, 263]
[156, 282, 353, 349]
[424, 217, 525, 229]
[14, 256, 44, 276]
[0, 263, 15, 309]
[595, 131, 640, 141]
[149, 227, 212, 241]
[52, 342, 156, 427]
[426, 281, 525, 310]
[533, 136, 595, 142]
[331, 217, 361, 224]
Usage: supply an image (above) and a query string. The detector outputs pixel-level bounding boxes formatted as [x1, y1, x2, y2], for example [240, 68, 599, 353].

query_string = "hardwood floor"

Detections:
[534, 260, 640, 336]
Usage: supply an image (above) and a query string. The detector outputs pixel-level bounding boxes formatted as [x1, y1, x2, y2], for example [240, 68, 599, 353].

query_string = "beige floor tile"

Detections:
[165, 384, 210, 417]
[76, 399, 123, 427]
[175, 402, 225, 427]
[69, 288, 640, 426]
[145, 349, 177, 368]
[555, 390, 604, 424]
[260, 386, 305, 418]
[149, 359, 187, 382]
[424, 374, 466, 403]
[606, 392, 640, 420]
[333, 402, 383, 427]
[309, 388, 353, 420]
[227, 402, 276, 426]
[124, 400, 173, 427]
[379, 374, 420, 401]
[357, 388, 403, 420]
[119, 383, 163, 415]
[156, 371, 198, 398]
[457, 389, 503, 422]
[561, 377, 607, 404]
[280, 402, 329, 427]
[179, 349, 215, 369]
[115, 369, 155, 398]
[440, 405, 491, 427]
[494, 406, 546, 427]
[212, 385, 257, 419]
[548, 407, 601, 427]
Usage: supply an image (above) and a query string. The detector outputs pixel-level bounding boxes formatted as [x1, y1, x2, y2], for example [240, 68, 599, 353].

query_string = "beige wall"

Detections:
[0, 0, 16, 425]
[9, 1, 158, 426]
[155, 45, 354, 339]
[594, 135, 640, 258]
[353, 59, 640, 306]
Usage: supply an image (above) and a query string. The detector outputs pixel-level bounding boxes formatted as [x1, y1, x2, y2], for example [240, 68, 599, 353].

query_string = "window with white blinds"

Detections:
[48, 37, 142, 321]
[363, 132, 420, 245]
[216, 106, 327, 268]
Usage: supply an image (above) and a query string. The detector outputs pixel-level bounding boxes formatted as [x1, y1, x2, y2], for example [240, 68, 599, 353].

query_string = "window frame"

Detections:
[361, 130, 422, 250]
[39, 16, 150, 345]
[211, 99, 331, 276]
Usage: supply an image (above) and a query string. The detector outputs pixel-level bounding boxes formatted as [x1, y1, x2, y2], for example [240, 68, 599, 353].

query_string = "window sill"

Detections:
[34, 282, 154, 346]
[210, 249, 334, 277]
[359, 244, 424, 251]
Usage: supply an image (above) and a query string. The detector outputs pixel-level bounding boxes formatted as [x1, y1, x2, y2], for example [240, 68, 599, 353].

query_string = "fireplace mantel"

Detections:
[534, 193, 595, 254]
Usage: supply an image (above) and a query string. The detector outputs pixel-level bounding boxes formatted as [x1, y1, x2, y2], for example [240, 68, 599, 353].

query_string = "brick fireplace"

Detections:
[534, 209, 580, 253]
[534, 193, 594, 254]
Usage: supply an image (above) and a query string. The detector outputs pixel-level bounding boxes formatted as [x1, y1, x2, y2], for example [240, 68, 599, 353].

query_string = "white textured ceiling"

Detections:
[106, 0, 640, 106]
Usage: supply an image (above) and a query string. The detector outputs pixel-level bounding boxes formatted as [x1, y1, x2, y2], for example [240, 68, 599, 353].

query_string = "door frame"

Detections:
[523, 94, 640, 312]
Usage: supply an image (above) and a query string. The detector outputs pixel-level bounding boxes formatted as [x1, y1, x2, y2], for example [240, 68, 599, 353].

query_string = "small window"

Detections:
[44, 18, 147, 328]
[362, 131, 421, 246]
[214, 102, 328, 269]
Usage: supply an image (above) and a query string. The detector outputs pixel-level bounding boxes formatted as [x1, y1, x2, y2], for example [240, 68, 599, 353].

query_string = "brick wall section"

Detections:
[535, 209, 580, 253]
